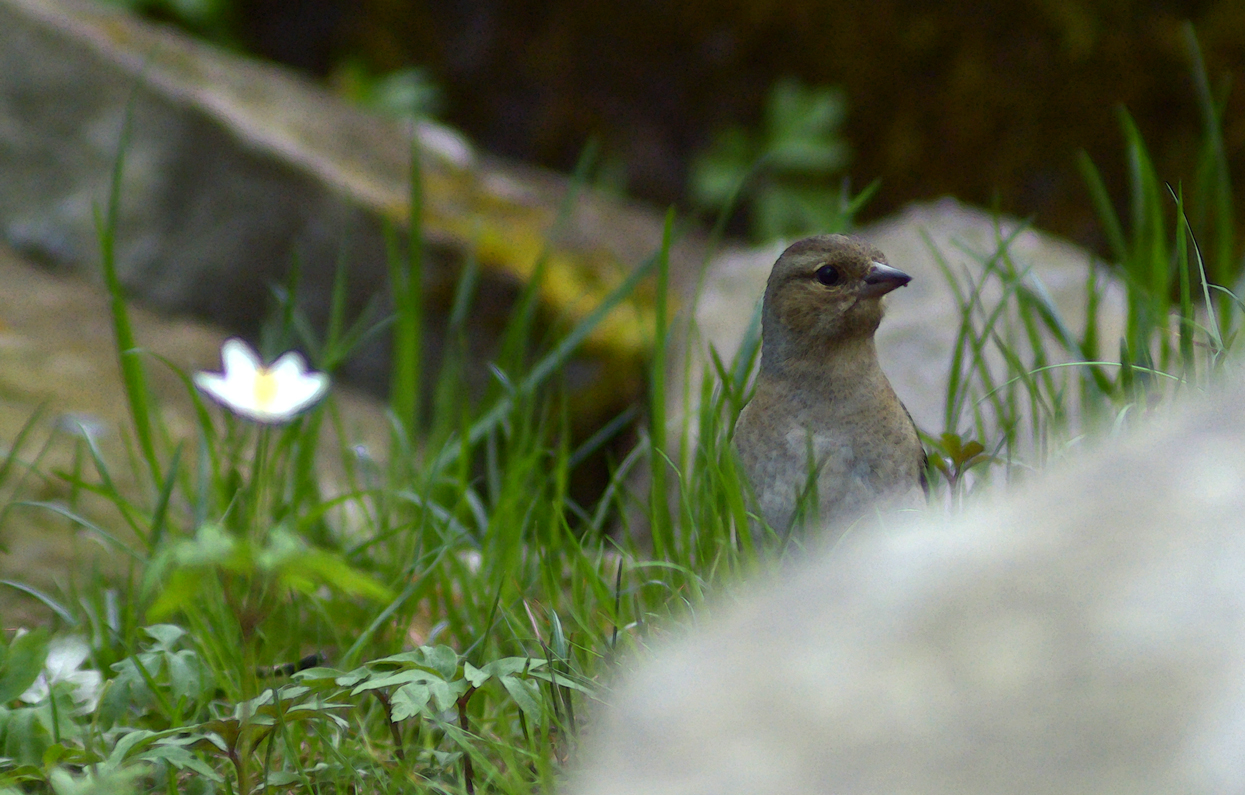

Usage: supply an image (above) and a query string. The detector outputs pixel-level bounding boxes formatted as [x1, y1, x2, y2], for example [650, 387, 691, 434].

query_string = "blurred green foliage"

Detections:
[690, 78, 870, 241]
[330, 61, 443, 119]
[98, 0, 233, 42]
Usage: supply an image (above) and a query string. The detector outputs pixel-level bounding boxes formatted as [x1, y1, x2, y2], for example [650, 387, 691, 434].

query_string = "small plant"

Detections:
[689, 76, 874, 242]
[332, 61, 444, 120]
[924, 432, 996, 508]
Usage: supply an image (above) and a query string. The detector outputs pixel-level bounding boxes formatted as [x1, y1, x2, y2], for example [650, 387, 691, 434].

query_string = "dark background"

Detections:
[207, 0, 1245, 254]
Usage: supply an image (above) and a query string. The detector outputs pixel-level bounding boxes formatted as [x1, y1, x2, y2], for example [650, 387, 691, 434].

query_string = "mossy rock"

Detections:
[0, 0, 706, 435]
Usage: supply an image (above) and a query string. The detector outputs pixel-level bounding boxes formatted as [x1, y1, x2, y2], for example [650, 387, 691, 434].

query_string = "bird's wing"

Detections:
[900, 401, 931, 498]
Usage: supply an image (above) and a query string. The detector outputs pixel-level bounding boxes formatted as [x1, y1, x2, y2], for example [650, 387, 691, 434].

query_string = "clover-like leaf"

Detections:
[462, 661, 489, 689]
[421, 645, 459, 680]
[390, 682, 432, 721]
[428, 678, 469, 712]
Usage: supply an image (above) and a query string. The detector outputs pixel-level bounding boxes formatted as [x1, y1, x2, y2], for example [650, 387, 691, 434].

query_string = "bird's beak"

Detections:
[860, 261, 912, 299]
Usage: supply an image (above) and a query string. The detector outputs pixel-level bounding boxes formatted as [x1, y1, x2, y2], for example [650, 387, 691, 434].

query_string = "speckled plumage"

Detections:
[734, 234, 926, 535]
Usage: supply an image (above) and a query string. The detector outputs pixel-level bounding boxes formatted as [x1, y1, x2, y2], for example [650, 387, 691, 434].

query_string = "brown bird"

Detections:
[733, 234, 926, 537]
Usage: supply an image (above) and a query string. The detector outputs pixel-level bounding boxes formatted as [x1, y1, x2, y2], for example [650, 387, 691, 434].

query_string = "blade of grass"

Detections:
[648, 210, 675, 559]
[96, 85, 160, 487]
[428, 245, 663, 479]
[15, 501, 143, 562]
[0, 581, 77, 625]
[388, 126, 426, 438]
[1184, 22, 1235, 291]
[0, 403, 45, 493]
[1077, 152, 1128, 264]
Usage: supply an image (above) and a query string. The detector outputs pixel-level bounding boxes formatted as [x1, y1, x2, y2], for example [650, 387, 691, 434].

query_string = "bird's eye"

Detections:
[815, 265, 841, 286]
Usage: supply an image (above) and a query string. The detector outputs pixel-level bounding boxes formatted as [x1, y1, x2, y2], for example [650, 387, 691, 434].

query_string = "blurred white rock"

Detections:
[572, 367, 1245, 795]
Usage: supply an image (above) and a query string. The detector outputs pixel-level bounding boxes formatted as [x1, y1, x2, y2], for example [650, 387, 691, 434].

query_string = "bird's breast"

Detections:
[735, 381, 923, 534]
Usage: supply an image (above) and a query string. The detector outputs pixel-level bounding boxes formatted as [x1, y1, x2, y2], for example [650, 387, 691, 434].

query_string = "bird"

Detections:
[733, 234, 926, 537]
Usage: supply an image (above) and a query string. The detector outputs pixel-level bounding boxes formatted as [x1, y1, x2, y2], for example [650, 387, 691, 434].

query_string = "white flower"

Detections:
[194, 338, 329, 424]
[19, 636, 103, 714]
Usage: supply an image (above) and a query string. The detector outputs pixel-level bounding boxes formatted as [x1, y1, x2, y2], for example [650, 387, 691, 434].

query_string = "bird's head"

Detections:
[760, 234, 911, 368]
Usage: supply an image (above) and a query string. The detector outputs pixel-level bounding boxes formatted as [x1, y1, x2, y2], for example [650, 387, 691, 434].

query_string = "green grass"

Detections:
[926, 23, 1240, 497]
[1, 27, 1242, 794]
[0, 103, 766, 795]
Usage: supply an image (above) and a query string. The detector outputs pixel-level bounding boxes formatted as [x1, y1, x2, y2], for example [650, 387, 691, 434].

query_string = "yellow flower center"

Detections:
[253, 368, 278, 408]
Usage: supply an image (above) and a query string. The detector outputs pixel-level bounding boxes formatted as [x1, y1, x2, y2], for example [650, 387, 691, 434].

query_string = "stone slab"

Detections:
[0, 0, 703, 418]
[572, 366, 1245, 795]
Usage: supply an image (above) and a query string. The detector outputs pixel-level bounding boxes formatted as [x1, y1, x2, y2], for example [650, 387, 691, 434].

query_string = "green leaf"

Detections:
[369, 651, 427, 667]
[290, 549, 393, 602]
[525, 670, 593, 694]
[332, 668, 371, 688]
[48, 762, 149, 795]
[462, 661, 489, 688]
[165, 650, 212, 704]
[766, 78, 848, 170]
[292, 667, 346, 691]
[263, 770, 301, 787]
[421, 645, 459, 680]
[146, 569, 211, 621]
[428, 678, 469, 712]
[689, 128, 755, 208]
[351, 670, 437, 695]
[390, 682, 431, 721]
[172, 523, 246, 569]
[480, 657, 540, 679]
[500, 675, 543, 722]
[938, 433, 964, 459]
[0, 629, 48, 704]
[960, 441, 985, 461]
[0, 707, 52, 766]
[100, 630, 213, 726]
[258, 527, 393, 602]
[141, 625, 187, 651]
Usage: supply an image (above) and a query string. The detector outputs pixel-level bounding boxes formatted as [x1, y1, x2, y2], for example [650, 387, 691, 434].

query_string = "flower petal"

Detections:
[220, 338, 262, 376]
[269, 349, 312, 377]
[266, 371, 330, 418]
[195, 339, 329, 423]
[194, 371, 246, 410]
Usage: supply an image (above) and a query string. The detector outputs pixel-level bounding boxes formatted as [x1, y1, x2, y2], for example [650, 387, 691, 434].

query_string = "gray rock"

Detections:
[0, 0, 696, 412]
[572, 369, 1245, 794]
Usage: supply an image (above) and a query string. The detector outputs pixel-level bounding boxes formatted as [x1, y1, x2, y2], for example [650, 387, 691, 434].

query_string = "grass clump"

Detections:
[925, 23, 1241, 499]
[0, 103, 761, 795]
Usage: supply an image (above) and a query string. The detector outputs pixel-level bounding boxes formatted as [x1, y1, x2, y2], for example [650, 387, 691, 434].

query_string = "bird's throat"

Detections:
[759, 334, 882, 388]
